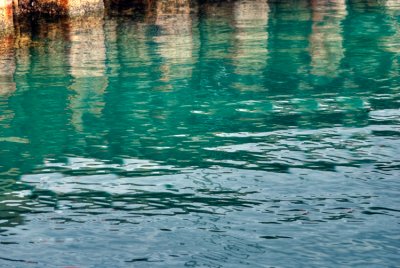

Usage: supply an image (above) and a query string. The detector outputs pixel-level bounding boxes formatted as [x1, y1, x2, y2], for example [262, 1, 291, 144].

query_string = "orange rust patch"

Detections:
[60, 0, 68, 9]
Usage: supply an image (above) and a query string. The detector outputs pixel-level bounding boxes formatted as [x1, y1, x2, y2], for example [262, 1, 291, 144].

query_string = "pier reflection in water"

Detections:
[0, 0, 400, 267]
[0, 34, 15, 96]
[69, 17, 108, 133]
[309, 0, 346, 79]
[232, 0, 269, 91]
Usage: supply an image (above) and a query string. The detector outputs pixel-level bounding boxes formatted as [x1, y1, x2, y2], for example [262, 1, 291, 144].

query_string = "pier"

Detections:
[0, 0, 197, 37]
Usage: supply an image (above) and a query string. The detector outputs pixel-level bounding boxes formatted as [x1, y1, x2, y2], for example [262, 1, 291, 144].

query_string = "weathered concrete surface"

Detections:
[0, 0, 13, 35]
[15, 0, 104, 16]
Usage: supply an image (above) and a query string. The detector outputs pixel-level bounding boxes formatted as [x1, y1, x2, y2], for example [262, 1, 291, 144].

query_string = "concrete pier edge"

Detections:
[1, 0, 105, 36]
[0, 0, 14, 36]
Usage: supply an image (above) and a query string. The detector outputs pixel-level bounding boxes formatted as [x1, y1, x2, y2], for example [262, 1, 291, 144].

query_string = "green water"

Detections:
[0, 0, 399, 267]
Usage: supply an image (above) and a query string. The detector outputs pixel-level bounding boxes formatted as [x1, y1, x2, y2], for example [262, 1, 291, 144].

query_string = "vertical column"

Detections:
[144, 0, 199, 155]
[382, 0, 400, 54]
[232, 0, 269, 91]
[0, 0, 13, 34]
[343, 0, 396, 93]
[196, 0, 235, 90]
[381, 1, 400, 95]
[68, 17, 107, 134]
[0, 32, 15, 96]
[309, 0, 347, 79]
[150, 0, 198, 86]
[0, 31, 16, 172]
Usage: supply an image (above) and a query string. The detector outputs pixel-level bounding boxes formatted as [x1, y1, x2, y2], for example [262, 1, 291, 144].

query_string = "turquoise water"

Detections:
[0, 0, 400, 267]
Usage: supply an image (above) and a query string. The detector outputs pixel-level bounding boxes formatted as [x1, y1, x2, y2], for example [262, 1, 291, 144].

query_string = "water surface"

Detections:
[0, 0, 400, 267]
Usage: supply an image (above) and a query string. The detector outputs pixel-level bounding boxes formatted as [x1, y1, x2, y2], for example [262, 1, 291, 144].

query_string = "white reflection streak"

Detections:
[21, 157, 177, 194]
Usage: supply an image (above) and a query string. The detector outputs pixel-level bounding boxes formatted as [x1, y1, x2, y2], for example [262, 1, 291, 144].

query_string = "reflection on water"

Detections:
[0, 0, 400, 267]
[0, 34, 15, 96]
[309, 0, 346, 79]
[151, 0, 198, 85]
[232, 0, 269, 91]
[69, 17, 107, 132]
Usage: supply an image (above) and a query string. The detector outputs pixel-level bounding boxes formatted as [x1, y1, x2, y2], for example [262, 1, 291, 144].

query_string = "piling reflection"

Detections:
[0, 33, 16, 180]
[0, 35, 15, 96]
[200, 0, 234, 60]
[149, 0, 198, 85]
[309, 0, 346, 80]
[380, 0, 400, 102]
[195, 0, 235, 96]
[232, 0, 269, 91]
[381, 0, 400, 54]
[343, 0, 400, 102]
[68, 17, 107, 133]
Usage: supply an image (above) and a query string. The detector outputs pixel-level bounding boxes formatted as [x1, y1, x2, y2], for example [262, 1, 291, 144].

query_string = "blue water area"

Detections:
[0, 0, 399, 267]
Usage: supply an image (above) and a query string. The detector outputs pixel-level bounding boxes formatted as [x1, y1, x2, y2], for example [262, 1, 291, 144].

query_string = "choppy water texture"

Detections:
[1, 0, 400, 267]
